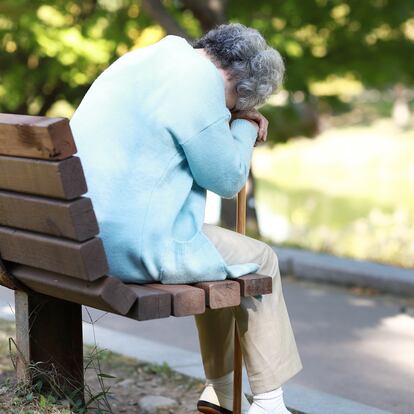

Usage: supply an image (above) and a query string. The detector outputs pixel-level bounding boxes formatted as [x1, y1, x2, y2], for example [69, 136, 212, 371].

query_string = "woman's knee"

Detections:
[259, 242, 280, 277]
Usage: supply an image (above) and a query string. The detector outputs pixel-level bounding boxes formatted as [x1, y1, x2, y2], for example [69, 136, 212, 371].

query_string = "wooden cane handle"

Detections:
[236, 185, 247, 235]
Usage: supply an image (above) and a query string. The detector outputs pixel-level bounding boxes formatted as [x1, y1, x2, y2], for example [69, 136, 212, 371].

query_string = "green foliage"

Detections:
[261, 98, 320, 143]
[143, 361, 174, 377]
[229, 0, 414, 91]
[0, 0, 156, 115]
[228, 0, 414, 142]
[1, 0, 413, 141]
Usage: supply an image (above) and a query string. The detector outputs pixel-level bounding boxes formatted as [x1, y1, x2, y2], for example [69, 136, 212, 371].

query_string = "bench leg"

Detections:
[15, 290, 85, 406]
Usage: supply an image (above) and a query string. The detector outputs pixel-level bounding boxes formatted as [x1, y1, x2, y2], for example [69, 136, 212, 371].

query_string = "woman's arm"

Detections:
[180, 117, 258, 199]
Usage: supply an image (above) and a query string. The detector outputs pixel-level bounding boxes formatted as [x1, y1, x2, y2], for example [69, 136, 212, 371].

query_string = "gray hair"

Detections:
[192, 23, 284, 111]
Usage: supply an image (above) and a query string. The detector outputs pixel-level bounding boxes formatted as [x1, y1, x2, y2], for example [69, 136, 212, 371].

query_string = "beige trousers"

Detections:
[195, 223, 303, 394]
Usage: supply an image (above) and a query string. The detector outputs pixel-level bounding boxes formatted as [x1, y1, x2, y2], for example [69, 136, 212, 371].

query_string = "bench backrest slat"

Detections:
[0, 114, 77, 160]
[0, 191, 99, 241]
[0, 156, 87, 199]
[0, 226, 107, 281]
[0, 113, 108, 283]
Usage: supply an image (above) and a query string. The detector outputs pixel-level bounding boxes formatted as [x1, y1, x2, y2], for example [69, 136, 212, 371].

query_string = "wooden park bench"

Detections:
[0, 113, 272, 409]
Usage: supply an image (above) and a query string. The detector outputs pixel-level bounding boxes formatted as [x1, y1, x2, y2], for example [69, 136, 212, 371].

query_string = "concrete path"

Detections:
[1, 279, 413, 414]
[275, 246, 414, 296]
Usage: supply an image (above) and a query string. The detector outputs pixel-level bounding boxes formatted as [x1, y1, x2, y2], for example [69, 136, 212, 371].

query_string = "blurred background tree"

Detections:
[1, 0, 413, 266]
[2, 0, 413, 133]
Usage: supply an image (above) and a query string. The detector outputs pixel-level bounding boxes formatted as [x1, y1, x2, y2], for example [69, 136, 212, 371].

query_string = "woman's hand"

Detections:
[231, 109, 269, 145]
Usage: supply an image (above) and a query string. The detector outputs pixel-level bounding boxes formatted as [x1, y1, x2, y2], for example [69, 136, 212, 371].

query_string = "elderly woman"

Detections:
[70, 23, 302, 414]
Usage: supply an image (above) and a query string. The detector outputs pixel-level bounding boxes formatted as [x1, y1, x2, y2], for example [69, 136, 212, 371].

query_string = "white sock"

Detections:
[199, 371, 251, 413]
[247, 387, 291, 414]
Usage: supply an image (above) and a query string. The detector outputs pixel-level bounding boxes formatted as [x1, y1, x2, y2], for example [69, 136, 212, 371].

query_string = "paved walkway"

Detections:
[1, 279, 413, 413]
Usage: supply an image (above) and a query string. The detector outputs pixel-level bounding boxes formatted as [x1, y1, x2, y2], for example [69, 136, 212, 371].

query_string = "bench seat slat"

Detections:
[0, 114, 76, 160]
[236, 274, 273, 296]
[0, 226, 108, 281]
[145, 283, 205, 316]
[0, 191, 99, 241]
[7, 263, 136, 315]
[125, 284, 172, 321]
[0, 156, 87, 199]
[193, 280, 241, 309]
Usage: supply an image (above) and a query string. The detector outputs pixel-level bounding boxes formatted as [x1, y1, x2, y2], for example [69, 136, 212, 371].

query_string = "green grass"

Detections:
[253, 118, 414, 267]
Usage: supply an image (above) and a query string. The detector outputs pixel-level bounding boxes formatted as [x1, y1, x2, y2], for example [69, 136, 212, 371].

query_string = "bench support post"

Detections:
[15, 290, 85, 407]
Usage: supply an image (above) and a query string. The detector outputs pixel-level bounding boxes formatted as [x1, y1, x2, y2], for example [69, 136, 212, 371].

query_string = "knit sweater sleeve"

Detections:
[180, 117, 258, 199]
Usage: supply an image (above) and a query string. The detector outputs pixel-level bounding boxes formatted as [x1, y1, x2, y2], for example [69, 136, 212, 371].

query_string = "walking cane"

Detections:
[233, 184, 247, 414]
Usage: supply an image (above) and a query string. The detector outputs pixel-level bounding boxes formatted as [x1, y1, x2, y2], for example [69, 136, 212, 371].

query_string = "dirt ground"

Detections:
[0, 318, 204, 413]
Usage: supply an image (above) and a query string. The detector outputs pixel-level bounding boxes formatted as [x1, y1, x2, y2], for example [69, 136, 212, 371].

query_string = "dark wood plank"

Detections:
[0, 155, 87, 199]
[0, 227, 108, 281]
[15, 290, 85, 405]
[125, 284, 171, 321]
[0, 191, 99, 241]
[146, 283, 205, 316]
[194, 280, 240, 309]
[0, 257, 17, 290]
[8, 263, 136, 315]
[0, 114, 76, 160]
[237, 274, 273, 297]
[0, 257, 32, 292]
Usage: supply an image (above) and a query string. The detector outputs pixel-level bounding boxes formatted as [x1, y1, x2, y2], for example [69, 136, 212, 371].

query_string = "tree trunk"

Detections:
[392, 84, 411, 129]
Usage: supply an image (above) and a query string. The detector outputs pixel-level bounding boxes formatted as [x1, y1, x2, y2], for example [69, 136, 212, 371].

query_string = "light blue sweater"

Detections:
[70, 35, 260, 284]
